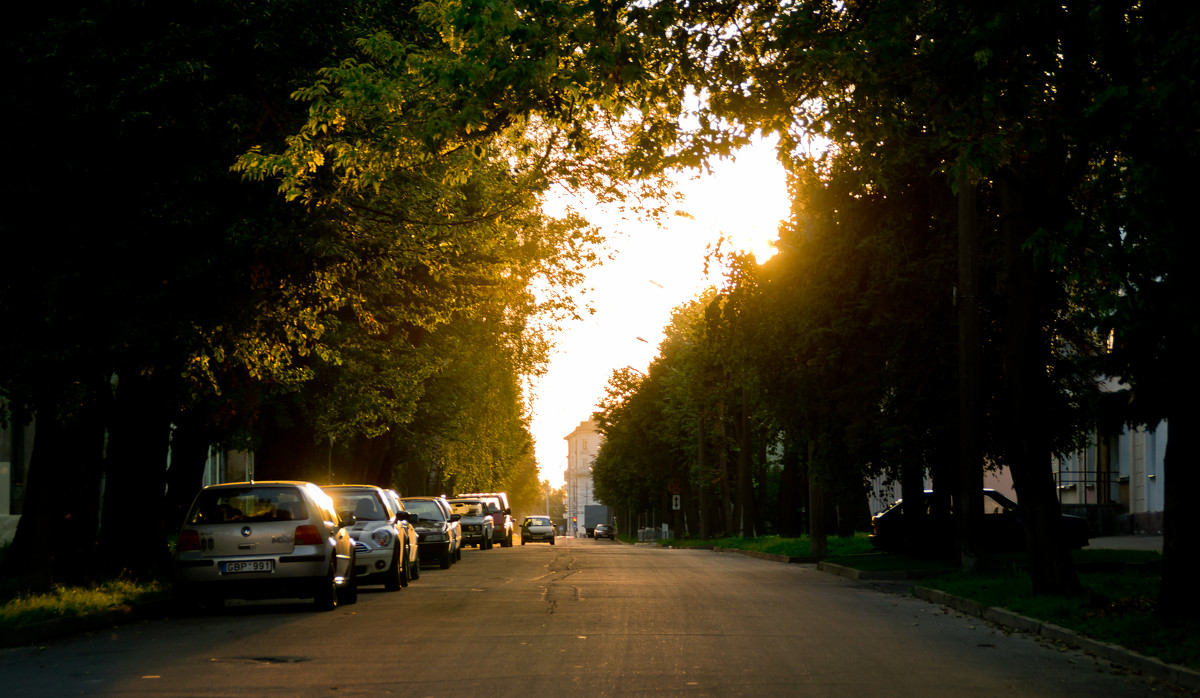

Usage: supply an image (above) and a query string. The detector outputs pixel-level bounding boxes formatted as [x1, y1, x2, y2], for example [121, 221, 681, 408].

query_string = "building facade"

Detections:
[1054, 421, 1167, 535]
[564, 419, 607, 536]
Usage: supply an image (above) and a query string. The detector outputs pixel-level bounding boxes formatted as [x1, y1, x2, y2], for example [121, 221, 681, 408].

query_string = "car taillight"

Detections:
[178, 529, 201, 552]
[294, 524, 323, 545]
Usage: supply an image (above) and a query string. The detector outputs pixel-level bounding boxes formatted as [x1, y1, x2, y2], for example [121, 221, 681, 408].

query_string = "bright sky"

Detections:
[530, 139, 790, 487]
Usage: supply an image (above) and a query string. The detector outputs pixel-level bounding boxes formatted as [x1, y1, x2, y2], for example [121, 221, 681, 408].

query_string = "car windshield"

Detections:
[328, 490, 387, 521]
[450, 501, 485, 516]
[188, 487, 308, 524]
[525, 517, 551, 526]
[402, 499, 446, 520]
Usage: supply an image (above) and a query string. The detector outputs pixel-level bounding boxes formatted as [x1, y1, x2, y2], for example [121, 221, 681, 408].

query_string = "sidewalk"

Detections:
[1086, 535, 1163, 552]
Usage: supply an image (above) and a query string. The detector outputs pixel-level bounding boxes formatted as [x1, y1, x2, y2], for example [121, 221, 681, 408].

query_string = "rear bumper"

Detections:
[417, 541, 452, 561]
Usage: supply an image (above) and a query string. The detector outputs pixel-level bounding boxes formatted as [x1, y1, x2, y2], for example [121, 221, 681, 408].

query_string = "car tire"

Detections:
[409, 551, 420, 580]
[456, 544, 462, 561]
[521, 537, 526, 545]
[551, 538, 555, 545]
[439, 546, 452, 569]
[385, 546, 403, 592]
[504, 532, 513, 548]
[314, 564, 338, 611]
[338, 568, 358, 606]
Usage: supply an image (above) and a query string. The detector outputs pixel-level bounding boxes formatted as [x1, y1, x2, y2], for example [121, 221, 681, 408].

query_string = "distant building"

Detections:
[564, 419, 607, 536]
[1054, 421, 1166, 535]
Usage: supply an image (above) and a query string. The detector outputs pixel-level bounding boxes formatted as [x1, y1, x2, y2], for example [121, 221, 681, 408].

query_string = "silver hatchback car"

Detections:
[174, 481, 357, 610]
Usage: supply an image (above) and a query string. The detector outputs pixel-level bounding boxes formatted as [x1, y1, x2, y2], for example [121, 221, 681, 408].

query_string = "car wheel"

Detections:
[409, 550, 421, 580]
[314, 563, 338, 611]
[455, 544, 462, 561]
[439, 546, 452, 569]
[338, 567, 358, 606]
[504, 532, 513, 548]
[521, 537, 526, 545]
[385, 546, 403, 592]
[551, 538, 555, 545]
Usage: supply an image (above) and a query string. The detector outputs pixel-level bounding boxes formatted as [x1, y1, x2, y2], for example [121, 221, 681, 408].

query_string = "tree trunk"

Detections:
[957, 168, 985, 571]
[716, 401, 732, 535]
[753, 423, 769, 536]
[735, 388, 756, 537]
[807, 440, 828, 558]
[900, 454, 928, 556]
[998, 168, 1081, 595]
[777, 432, 804, 537]
[163, 416, 216, 532]
[1157, 319, 1200, 619]
[696, 416, 710, 540]
[1, 384, 108, 588]
[257, 415, 325, 481]
[99, 372, 174, 579]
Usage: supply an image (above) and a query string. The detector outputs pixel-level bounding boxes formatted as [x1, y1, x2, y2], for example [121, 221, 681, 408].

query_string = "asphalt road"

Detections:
[0, 537, 1179, 697]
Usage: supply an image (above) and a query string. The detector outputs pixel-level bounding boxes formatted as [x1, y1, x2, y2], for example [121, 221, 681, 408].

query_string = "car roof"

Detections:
[204, 480, 312, 488]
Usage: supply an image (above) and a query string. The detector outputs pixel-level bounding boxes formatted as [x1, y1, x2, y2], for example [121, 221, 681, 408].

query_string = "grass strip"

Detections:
[660, 533, 877, 558]
[0, 579, 167, 632]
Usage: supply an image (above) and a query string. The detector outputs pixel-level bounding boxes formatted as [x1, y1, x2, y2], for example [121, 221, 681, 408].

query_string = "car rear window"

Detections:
[402, 499, 446, 520]
[450, 501, 485, 516]
[187, 487, 308, 524]
[526, 517, 551, 525]
[328, 490, 388, 521]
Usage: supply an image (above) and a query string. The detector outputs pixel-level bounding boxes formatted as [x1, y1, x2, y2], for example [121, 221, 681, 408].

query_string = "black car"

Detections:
[593, 523, 615, 540]
[869, 489, 1092, 554]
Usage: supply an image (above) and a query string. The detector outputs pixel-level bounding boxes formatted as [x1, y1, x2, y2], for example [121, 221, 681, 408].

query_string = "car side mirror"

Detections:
[338, 512, 357, 527]
[450, 513, 461, 522]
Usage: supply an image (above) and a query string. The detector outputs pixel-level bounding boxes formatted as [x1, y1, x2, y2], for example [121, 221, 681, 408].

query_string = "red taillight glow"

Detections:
[294, 524, 323, 545]
[178, 530, 201, 552]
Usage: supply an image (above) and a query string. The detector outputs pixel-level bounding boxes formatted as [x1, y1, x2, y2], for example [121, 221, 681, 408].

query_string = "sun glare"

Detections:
[532, 138, 789, 485]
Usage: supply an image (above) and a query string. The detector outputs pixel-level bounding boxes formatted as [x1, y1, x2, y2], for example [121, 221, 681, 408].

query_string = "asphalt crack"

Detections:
[542, 549, 581, 613]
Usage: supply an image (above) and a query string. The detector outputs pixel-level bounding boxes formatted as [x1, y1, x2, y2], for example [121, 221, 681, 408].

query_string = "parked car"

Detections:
[448, 498, 495, 549]
[173, 481, 357, 611]
[402, 496, 463, 569]
[520, 515, 556, 545]
[458, 492, 514, 547]
[593, 523, 615, 540]
[325, 485, 414, 591]
[869, 489, 1093, 554]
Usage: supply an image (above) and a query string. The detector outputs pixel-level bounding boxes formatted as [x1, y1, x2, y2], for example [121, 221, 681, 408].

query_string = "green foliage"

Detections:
[0, 579, 168, 632]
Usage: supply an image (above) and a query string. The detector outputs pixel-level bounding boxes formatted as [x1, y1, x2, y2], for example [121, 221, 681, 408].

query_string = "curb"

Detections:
[1, 597, 174, 649]
[817, 561, 958, 581]
[712, 547, 816, 564]
[912, 586, 1200, 692]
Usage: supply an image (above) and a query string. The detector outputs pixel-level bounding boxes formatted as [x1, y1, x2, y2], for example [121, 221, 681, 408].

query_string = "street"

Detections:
[0, 537, 1177, 697]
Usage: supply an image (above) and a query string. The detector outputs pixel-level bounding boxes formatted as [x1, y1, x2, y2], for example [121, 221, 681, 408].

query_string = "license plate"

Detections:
[220, 559, 274, 574]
